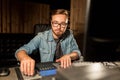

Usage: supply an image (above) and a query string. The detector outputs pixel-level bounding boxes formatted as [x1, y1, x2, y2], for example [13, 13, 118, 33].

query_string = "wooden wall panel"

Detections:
[70, 0, 87, 35]
[0, 0, 87, 34]
[2, 0, 7, 33]
[11, 0, 21, 33]
[23, 2, 50, 33]
[6, 0, 10, 33]
[0, 0, 50, 33]
[0, 0, 1, 32]
[0, 0, 11, 33]
[18, 1, 24, 33]
[70, 0, 87, 52]
[23, 2, 33, 33]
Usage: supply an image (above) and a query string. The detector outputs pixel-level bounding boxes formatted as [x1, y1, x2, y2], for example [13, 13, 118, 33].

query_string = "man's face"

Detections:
[51, 14, 68, 39]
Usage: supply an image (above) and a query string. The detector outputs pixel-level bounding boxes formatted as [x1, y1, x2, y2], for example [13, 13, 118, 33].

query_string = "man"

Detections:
[15, 9, 81, 76]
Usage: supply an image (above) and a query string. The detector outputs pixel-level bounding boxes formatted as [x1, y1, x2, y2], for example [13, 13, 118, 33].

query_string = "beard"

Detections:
[52, 29, 64, 37]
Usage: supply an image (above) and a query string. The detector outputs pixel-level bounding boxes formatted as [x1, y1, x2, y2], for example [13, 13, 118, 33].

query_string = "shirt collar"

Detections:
[47, 29, 69, 42]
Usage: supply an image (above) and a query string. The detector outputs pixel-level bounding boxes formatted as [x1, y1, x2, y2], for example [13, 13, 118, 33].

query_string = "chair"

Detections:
[31, 24, 51, 63]
[34, 24, 50, 35]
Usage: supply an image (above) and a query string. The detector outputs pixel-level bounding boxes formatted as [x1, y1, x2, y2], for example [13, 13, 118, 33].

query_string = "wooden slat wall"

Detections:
[70, 0, 87, 35]
[70, 0, 87, 52]
[1, 0, 87, 34]
[11, 0, 20, 33]
[1, 0, 10, 33]
[0, 0, 50, 33]
[23, 2, 50, 33]
[0, 0, 2, 32]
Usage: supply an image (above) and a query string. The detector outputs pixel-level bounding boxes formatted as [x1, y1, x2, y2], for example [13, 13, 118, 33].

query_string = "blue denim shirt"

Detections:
[15, 29, 81, 62]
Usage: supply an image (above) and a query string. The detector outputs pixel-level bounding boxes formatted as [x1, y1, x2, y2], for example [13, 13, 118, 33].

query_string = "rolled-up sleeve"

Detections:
[15, 33, 41, 59]
[70, 34, 81, 57]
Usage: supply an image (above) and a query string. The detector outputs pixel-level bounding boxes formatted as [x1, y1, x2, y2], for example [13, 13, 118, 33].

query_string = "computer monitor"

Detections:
[83, 0, 120, 62]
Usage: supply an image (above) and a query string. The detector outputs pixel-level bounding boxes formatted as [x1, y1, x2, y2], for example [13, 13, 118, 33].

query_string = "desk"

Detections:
[0, 67, 42, 80]
[57, 62, 120, 80]
[1, 61, 120, 80]
[0, 68, 17, 80]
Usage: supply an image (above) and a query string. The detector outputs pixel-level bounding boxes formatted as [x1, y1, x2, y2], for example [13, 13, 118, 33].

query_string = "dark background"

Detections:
[24, 0, 70, 10]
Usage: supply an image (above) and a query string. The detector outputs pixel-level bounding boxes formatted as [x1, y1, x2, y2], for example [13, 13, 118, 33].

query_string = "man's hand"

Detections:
[56, 54, 72, 68]
[20, 56, 35, 76]
[55, 52, 79, 68]
[16, 50, 35, 76]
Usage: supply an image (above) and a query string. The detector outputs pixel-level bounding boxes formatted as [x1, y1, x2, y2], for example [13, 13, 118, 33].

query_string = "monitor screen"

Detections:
[83, 0, 120, 62]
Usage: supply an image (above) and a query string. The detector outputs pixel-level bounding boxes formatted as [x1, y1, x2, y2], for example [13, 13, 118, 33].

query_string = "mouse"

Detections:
[0, 68, 10, 77]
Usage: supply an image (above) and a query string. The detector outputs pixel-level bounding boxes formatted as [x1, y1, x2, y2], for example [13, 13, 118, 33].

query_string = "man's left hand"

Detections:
[56, 54, 72, 68]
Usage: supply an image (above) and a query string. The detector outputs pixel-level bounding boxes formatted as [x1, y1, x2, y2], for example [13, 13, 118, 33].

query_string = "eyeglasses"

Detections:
[52, 22, 68, 28]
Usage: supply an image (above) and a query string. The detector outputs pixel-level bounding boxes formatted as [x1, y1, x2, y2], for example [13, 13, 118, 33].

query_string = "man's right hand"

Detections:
[16, 50, 35, 76]
[20, 56, 35, 76]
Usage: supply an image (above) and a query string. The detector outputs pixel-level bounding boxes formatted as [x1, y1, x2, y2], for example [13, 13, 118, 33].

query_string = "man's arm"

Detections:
[68, 52, 79, 60]
[56, 30, 81, 68]
[16, 50, 30, 61]
[16, 50, 35, 76]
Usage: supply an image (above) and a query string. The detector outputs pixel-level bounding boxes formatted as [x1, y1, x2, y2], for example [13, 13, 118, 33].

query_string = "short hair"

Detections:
[51, 9, 69, 20]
